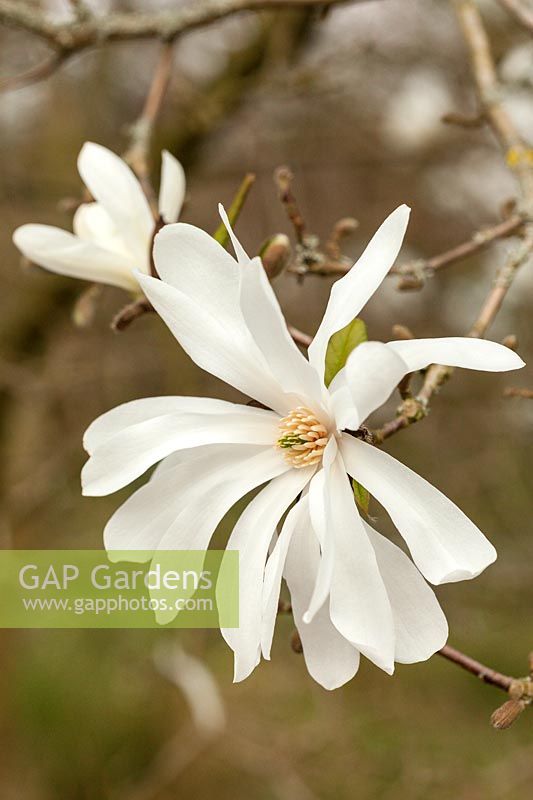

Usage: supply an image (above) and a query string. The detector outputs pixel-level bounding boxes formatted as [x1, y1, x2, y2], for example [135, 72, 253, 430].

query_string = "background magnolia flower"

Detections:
[81, 205, 524, 690]
[12, 142, 185, 293]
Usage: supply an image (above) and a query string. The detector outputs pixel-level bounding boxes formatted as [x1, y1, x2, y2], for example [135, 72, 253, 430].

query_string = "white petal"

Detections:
[261, 496, 305, 660]
[149, 222, 319, 413]
[73, 202, 131, 259]
[221, 467, 314, 683]
[155, 447, 289, 552]
[138, 271, 295, 415]
[329, 341, 407, 430]
[326, 453, 395, 673]
[302, 436, 338, 623]
[83, 395, 243, 455]
[104, 445, 236, 554]
[387, 337, 525, 373]
[364, 521, 449, 663]
[159, 151, 186, 224]
[283, 496, 361, 690]
[82, 407, 279, 496]
[340, 434, 497, 585]
[78, 142, 153, 269]
[220, 198, 324, 408]
[105, 445, 287, 555]
[303, 467, 334, 622]
[12, 224, 137, 291]
[239, 256, 326, 413]
[308, 205, 410, 379]
[218, 203, 248, 264]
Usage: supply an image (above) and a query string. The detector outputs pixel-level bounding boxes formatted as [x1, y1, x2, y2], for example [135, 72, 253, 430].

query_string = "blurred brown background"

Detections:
[1, 1, 533, 798]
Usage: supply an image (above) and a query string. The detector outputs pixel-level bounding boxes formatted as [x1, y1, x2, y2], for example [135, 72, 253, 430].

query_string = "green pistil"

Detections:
[277, 432, 306, 449]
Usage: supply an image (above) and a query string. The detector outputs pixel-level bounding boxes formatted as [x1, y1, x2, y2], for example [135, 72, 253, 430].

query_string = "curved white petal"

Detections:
[78, 142, 153, 269]
[138, 271, 295, 415]
[218, 203, 248, 264]
[326, 453, 395, 674]
[105, 445, 287, 556]
[340, 434, 497, 585]
[150, 222, 323, 412]
[329, 341, 407, 430]
[73, 202, 132, 260]
[239, 256, 326, 414]
[303, 436, 338, 623]
[82, 408, 279, 496]
[283, 496, 361, 690]
[303, 466, 333, 623]
[364, 522, 449, 663]
[260, 498, 304, 660]
[308, 205, 410, 379]
[155, 447, 289, 552]
[83, 395, 245, 455]
[221, 467, 315, 683]
[159, 151, 186, 224]
[12, 224, 137, 291]
[387, 337, 525, 373]
[104, 445, 242, 554]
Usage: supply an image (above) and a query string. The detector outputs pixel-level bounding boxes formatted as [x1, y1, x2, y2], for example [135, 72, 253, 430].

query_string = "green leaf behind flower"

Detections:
[324, 317, 368, 387]
[352, 479, 370, 515]
[213, 173, 256, 248]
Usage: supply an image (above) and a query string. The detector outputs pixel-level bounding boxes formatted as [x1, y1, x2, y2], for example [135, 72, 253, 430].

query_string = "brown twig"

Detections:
[374, 0, 533, 442]
[503, 386, 533, 398]
[496, 0, 533, 33]
[441, 109, 485, 128]
[0, 0, 366, 90]
[124, 41, 176, 206]
[391, 214, 524, 289]
[287, 325, 312, 347]
[111, 299, 154, 332]
[289, 213, 525, 283]
[0, 50, 66, 92]
[275, 166, 306, 244]
[437, 645, 514, 691]
[280, 600, 530, 726]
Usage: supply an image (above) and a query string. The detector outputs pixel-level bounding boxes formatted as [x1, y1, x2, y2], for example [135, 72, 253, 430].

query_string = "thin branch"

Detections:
[68, 0, 92, 22]
[275, 166, 306, 244]
[0, 0, 370, 90]
[503, 386, 533, 398]
[454, 0, 533, 209]
[0, 0, 365, 50]
[287, 325, 312, 347]
[496, 0, 533, 34]
[391, 214, 524, 289]
[112, 299, 154, 332]
[124, 41, 176, 204]
[0, 50, 66, 92]
[374, 0, 533, 442]
[437, 645, 514, 691]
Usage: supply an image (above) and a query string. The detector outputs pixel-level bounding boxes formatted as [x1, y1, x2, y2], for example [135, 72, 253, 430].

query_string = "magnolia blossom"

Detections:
[82, 205, 524, 690]
[13, 142, 185, 293]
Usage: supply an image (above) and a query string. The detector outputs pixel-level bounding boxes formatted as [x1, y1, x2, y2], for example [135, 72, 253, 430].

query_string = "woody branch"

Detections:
[0, 0, 371, 90]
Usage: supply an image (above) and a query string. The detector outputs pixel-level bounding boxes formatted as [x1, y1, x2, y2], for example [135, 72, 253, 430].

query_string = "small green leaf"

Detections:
[352, 479, 370, 515]
[324, 317, 368, 387]
[213, 173, 256, 248]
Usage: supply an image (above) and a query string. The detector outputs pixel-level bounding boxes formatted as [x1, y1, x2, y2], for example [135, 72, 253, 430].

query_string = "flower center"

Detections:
[276, 407, 329, 469]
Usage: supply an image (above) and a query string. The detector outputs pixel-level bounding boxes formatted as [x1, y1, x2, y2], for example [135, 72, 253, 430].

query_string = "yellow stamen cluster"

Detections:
[276, 407, 329, 469]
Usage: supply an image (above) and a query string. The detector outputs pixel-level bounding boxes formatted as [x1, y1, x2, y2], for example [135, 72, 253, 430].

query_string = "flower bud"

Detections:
[490, 699, 526, 730]
[290, 629, 303, 654]
[260, 234, 292, 279]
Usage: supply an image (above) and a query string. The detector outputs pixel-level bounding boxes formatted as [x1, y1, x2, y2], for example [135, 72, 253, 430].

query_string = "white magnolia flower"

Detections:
[13, 142, 185, 293]
[82, 204, 524, 690]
